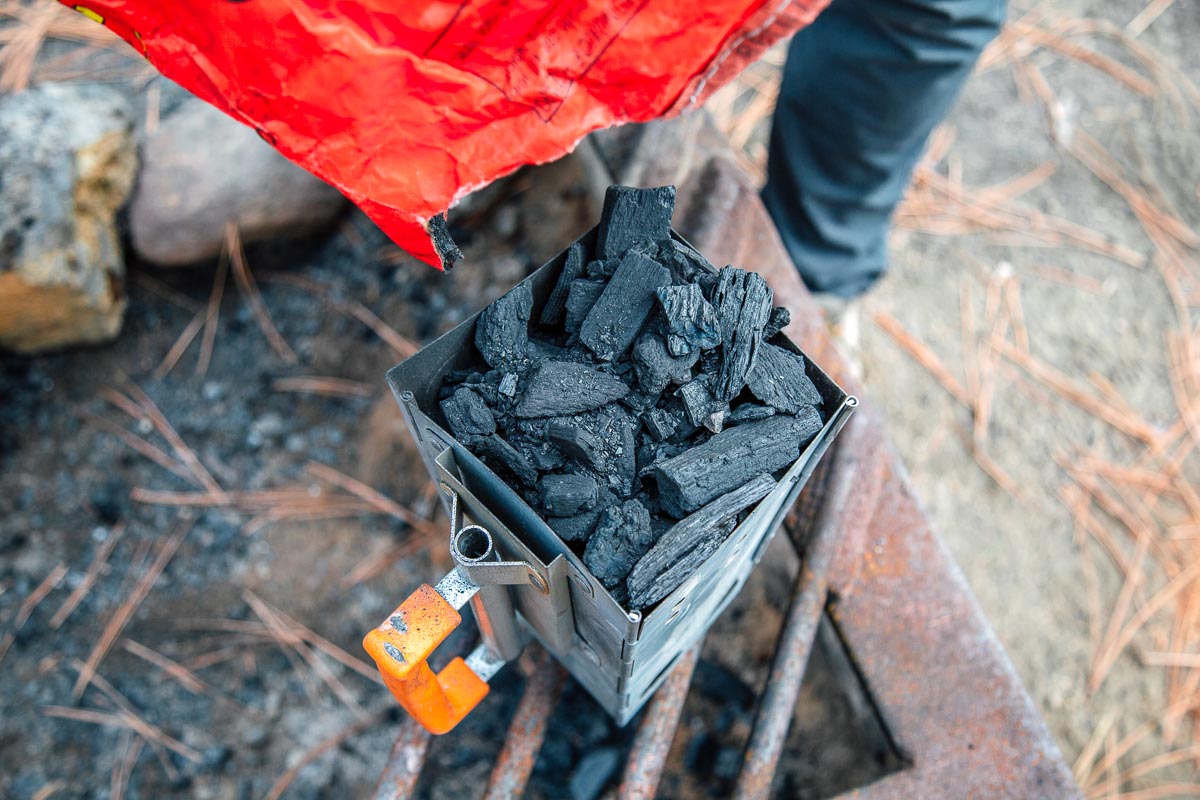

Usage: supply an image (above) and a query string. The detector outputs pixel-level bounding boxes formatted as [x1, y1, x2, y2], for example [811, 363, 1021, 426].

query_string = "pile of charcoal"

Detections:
[437, 186, 825, 610]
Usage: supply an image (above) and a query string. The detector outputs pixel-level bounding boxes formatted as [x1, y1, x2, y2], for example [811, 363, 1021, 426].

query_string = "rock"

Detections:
[568, 747, 622, 800]
[0, 84, 135, 353]
[129, 99, 346, 266]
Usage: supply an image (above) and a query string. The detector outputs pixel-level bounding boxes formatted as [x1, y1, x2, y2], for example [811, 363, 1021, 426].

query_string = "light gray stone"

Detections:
[0, 83, 135, 353]
[130, 99, 347, 266]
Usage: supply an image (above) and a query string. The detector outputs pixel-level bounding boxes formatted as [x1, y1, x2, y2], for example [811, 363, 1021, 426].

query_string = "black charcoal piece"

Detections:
[627, 474, 776, 608]
[582, 499, 656, 589]
[579, 251, 671, 361]
[652, 412, 821, 517]
[631, 334, 698, 395]
[585, 258, 619, 280]
[498, 372, 519, 398]
[643, 407, 677, 441]
[746, 343, 823, 414]
[728, 403, 776, 424]
[619, 390, 660, 416]
[549, 489, 618, 543]
[439, 388, 496, 439]
[475, 283, 533, 372]
[564, 279, 606, 335]
[540, 242, 586, 326]
[539, 473, 598, 517]
[595, 185, 676, 260]
[473, 434, 538, 488]
[514, 361, 630, 418]
[504, 419, 567, 472]
[762, 306, 791, 340]
[711, 267, 773, 402]
[656, 284, 721, 356]
[657, 239, 714, 284]
[547, 405, 638, 496]
[677, 377, 728, 433]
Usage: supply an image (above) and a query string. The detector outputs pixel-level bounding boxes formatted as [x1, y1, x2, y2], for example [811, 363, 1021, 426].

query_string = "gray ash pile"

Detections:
[437, 186, 825, 610]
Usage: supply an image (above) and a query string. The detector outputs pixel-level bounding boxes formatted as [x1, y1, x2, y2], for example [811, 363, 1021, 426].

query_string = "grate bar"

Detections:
[372, 717, 433, 800]
[617, 643, 702, 800]
[483, 648, 568, 800]
[735, 409, 886, 800]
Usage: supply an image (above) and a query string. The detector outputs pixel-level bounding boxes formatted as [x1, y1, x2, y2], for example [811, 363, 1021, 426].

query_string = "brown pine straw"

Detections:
[0, 562, 67, 663]
[101, 382, 228, 502]
[153, 304, 208, 380]
[72, 518, 192, 699]
[868, 306, 970, 406]
[121, 639, 209, 695]
[262, 707, 390, 800]
[50, 523, 126, 628]
[243, 591, 380, 684]
[226, 221, 298, 363]
[272, 376, 375, 398]
[110, 735, 144, 800]
[43, 705, 201, 765]
[261, 272, 419, 359]
[243, 592, 366, 715]
[79, 408, 196, 483]
[1127, 0, 1177, 38]
[1031, 263, 1110, 294]
[197, 249, 230, 377]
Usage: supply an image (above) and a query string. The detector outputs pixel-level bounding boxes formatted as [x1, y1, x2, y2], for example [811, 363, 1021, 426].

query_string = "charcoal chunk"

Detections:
[677, 377, 728, 433]
[540, 242, 586, 326]
[631, 334, 698, 395]
[585, 258, 619, 280]
[564, 279, 605, 335]
[595, 185, 676, 260]
[656, 284, 721, 356]
[627, 474, 776, 608]
[549, 489, 618, 543]
[504, 419, 566, 471]
[439, 388, 496, 438]
[582, 499, 656, 589]
[711, 267, 772, 401]
[657, 239, 714, 284]
[643, 407, 677, 441]
[539, 473, 598, 517]
[514, 361, 630, 418]
[762, 306, 791, 340]
[578, 251, 671, 361]
[652, 412, 821, 517]
[746, 343, 822, 414]
[728, 403, 776, 424]
[498, 372, 519, 398]
[473, 434, 538, 488]
[475, 283, 533, 372]
[547, 406, 637, 496]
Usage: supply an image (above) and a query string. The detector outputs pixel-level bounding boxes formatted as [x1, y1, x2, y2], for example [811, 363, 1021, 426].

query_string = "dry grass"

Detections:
[0, 0, 143, 91]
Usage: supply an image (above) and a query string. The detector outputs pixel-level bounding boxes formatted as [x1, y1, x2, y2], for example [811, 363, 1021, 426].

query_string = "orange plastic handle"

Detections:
[363, 584, 489, 734]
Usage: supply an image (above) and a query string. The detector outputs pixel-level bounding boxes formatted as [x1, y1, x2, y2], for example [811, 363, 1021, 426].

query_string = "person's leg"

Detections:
[763, 0, 1005, 297]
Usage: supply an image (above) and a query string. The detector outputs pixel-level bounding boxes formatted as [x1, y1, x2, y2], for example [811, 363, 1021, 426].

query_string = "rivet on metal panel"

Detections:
[569, 565, 595, 598]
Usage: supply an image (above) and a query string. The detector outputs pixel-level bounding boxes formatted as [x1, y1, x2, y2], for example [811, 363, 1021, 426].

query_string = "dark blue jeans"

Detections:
[763, 0, 1006, 297]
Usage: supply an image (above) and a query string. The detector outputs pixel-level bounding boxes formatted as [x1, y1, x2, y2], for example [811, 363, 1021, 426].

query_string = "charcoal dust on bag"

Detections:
[437, 185, 826, 610]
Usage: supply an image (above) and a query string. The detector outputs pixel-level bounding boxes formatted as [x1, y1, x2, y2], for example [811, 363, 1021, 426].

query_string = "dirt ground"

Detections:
[707, 0, 1200, 792]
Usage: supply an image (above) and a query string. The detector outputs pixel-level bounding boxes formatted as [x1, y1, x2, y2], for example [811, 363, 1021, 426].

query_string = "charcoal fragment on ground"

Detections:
[442, 185, 829, 609]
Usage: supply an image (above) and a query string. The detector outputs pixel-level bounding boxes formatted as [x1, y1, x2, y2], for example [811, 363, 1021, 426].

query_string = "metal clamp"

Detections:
[362, 484, 536, 734]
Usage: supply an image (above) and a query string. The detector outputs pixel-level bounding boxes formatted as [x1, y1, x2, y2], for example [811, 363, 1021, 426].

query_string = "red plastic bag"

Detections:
[63, 0, 827, 268]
